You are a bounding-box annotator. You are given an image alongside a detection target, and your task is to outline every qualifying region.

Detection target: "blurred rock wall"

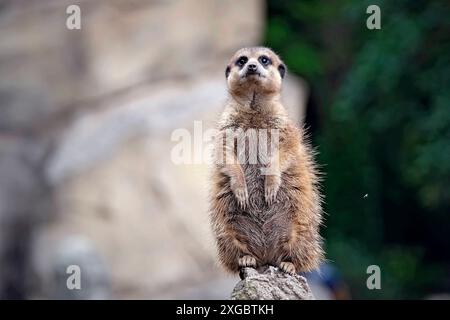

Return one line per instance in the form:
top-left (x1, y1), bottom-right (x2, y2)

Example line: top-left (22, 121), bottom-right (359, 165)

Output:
top-left (0, 0), bottom-right (307, 299)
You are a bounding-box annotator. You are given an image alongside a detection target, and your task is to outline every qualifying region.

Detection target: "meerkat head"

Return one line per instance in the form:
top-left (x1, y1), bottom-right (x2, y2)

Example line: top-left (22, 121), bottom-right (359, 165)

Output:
top-left (225, 47), bottom-right (286, 101)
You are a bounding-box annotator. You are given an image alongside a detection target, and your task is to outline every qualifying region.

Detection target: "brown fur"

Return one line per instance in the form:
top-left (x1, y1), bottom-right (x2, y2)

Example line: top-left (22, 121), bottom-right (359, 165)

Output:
top-left (210, 47), bottom-right (324, 274)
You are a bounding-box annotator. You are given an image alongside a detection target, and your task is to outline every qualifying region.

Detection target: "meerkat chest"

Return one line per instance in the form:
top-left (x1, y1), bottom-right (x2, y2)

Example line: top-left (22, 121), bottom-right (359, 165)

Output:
top-left (236, 113), bottom-right (281, 130)
top-left (230, 125), bottom-right (284, 167)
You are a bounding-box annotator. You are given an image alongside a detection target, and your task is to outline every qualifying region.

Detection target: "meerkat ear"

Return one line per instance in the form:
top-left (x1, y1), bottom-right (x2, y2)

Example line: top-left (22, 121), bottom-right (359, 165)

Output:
top-left (225, 66), bottom-right (231, 79)
top-left (278, 64), bottom-right (286, 79)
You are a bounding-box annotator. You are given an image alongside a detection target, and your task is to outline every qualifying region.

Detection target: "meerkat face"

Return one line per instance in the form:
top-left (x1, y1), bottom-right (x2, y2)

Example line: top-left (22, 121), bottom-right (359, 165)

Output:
top-left (225, 47), bottom-right (286, 97)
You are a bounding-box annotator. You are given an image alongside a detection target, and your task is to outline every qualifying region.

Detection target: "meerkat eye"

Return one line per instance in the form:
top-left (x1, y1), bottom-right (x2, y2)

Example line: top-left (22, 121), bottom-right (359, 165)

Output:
top-left (259, 55), bottom-right (271, 66)
top-left (236, 56), bottom-right (248, 67)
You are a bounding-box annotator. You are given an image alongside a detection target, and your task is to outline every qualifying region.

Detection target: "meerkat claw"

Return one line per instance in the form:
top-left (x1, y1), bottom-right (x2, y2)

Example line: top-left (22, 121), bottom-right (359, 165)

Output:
top-left (264, 187), bottom-right (277, 205)
top-left (279, 261), bottom-right (296, 275)
top-left (234, 187), bottom-right (249, 209)
top-left (264, 177), bottom-right (280, 205)
top-left (238, 255), bottom-right (257, 268)
top-left (265, 188), bottom-right (276, 205)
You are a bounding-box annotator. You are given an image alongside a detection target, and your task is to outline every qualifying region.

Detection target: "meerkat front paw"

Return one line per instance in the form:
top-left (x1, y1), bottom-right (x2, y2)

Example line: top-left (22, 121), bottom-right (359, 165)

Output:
top-left (279, 261), bottom-right (296, 275)
top-left (238, 255), bottom-right (257, 268)
top-left (264, 174), bottom-right (281, 205)
top-left (230, 178), bottom-right (249, 209)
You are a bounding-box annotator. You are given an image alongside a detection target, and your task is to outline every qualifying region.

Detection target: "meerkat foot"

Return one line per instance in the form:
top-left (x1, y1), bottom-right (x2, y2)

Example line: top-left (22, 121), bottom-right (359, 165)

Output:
top-left (238, 255), bottom-right (257, 268)
top-left (279, 261), bottom-right (296, 275)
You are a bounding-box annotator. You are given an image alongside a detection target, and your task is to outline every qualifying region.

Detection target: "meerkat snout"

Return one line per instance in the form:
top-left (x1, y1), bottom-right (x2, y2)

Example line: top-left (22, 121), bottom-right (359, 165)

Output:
top-left (245, 63), bottom-right (258, 75)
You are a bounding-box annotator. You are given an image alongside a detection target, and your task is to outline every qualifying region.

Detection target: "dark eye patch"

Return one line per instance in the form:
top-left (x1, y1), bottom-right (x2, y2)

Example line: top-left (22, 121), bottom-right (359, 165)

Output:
top-left (225, 66), bottom-right (230, 78)
top-left (258, 55), bottom-right (271, 67)
top-left (278, 64), bottom-right (286, 79)
top-left (235, 56), bottom-right (248, 68)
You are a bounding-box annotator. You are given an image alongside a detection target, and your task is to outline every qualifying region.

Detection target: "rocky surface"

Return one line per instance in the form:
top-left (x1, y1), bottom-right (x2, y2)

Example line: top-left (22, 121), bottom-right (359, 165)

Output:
top-left (231, 267), bottom-right (315, 300)
top-left (0, 0), bottom-right (308, 299)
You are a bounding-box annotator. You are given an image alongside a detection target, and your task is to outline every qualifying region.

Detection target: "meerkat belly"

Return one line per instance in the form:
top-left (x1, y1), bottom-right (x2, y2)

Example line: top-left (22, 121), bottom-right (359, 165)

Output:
top-left (243, 164), bottom-right (265, 210)
top-left (231, 163), bottom-right (294, 263)
top-left (242, 163), bottom-right (291, 212)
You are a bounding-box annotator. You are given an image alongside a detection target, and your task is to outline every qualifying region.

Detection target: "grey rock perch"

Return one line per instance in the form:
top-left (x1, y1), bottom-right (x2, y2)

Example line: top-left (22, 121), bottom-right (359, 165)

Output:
top-left (231, 266), bottom-right (315, 300)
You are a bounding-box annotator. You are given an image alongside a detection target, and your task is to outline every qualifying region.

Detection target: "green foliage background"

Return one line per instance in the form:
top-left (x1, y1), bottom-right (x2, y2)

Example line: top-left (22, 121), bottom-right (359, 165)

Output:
top-left (265, 0), bottom-right (450, 298)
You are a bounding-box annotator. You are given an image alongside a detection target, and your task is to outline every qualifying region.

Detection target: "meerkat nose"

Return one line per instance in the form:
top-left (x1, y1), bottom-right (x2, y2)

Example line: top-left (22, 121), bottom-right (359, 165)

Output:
top-left (247, 64), bottom-right (257, 71)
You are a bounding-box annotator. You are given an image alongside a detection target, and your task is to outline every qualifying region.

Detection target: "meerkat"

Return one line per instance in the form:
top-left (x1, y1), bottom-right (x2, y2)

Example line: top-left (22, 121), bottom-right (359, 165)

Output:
top-left (210, 47), bottom-right (324, 276)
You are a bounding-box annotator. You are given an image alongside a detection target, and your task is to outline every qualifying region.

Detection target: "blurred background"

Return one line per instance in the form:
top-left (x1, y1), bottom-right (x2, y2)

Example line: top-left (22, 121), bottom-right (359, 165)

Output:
top-left (0, 0), bottom-right (448, 299)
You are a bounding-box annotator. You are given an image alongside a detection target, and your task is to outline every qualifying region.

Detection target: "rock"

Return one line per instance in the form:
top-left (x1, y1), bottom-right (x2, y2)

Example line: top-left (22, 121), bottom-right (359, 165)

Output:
top-left (231, 266), bottom-right (315, 300)
top-left (0, 136), bottom-right (48, 299)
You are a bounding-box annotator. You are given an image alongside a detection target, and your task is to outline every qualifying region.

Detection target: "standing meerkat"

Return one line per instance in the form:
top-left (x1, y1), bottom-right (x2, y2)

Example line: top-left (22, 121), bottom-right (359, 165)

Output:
top-left (210, 47), bottom-right (324, 275)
